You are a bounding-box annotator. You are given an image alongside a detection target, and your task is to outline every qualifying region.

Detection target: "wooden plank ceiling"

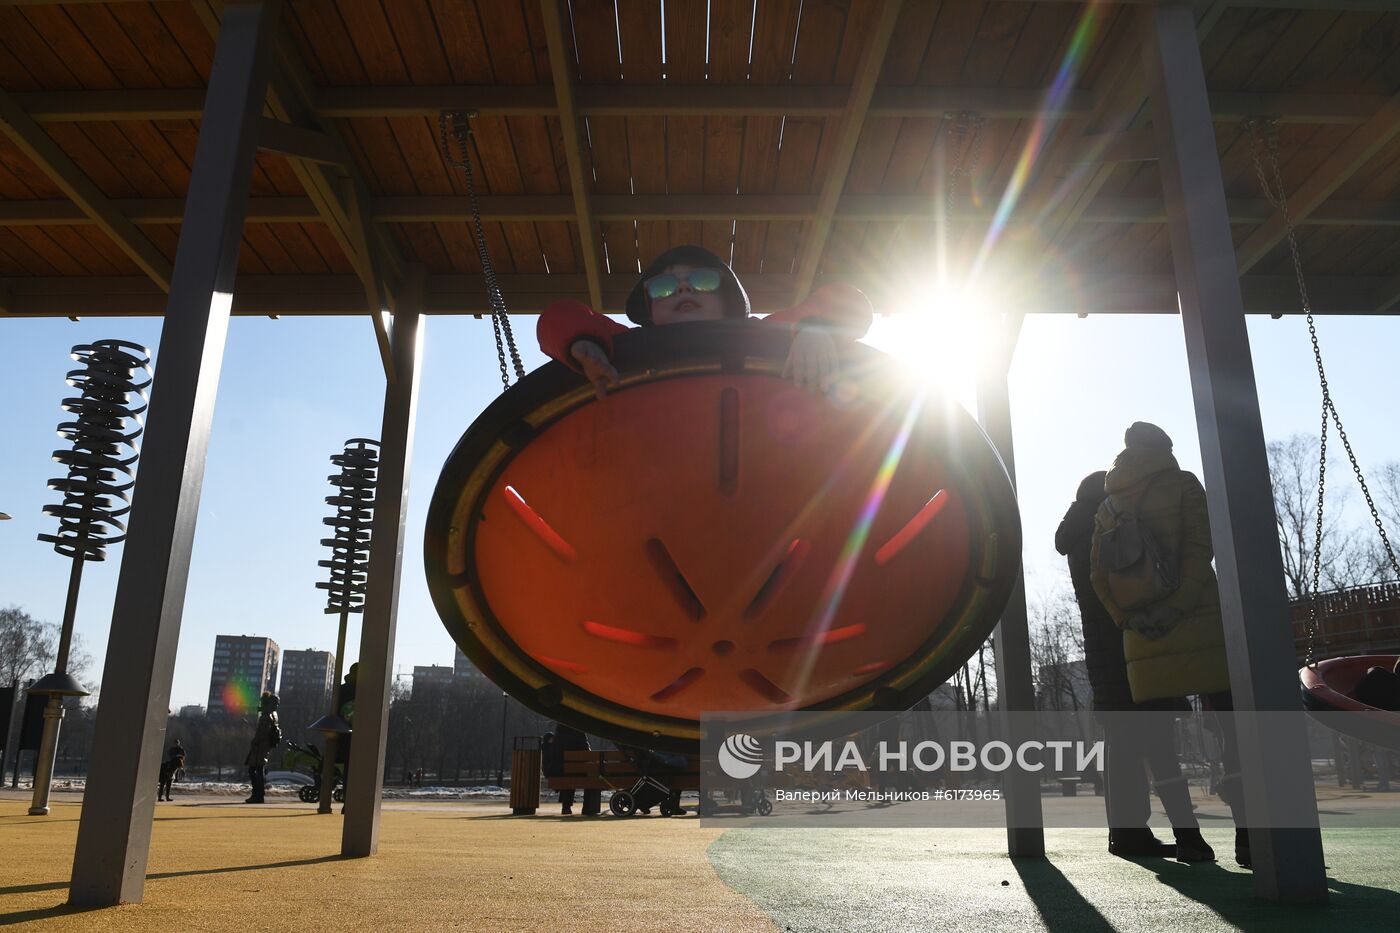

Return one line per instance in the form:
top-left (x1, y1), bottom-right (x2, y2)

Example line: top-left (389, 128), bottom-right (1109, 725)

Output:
top-left (0, 0), bottom-right (1398, 317)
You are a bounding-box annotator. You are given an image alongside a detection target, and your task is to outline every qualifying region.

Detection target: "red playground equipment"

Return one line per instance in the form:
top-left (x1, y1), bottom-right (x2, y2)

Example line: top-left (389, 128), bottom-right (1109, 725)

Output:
top-left (425, 321), bottom-right (1022, 750)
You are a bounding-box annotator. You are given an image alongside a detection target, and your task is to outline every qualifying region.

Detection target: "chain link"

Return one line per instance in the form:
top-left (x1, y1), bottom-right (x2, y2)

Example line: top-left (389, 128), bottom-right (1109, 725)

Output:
top-left (438, 110), bottom-right (526, 391)
top-left (1246, 118), bottom-right (1400, 667)
top-left (944, 111), bottom-right (985, 218)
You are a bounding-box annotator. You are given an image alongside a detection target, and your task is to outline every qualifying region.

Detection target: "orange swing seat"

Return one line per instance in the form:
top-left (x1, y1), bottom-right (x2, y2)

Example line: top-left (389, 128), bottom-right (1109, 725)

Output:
top-left (425, 321), bottom-right (1022, 750)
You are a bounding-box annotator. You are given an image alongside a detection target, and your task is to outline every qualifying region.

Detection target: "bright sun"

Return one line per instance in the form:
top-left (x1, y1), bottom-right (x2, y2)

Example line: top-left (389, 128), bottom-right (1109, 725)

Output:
top-left (862, 286), bottom-right (994, 398)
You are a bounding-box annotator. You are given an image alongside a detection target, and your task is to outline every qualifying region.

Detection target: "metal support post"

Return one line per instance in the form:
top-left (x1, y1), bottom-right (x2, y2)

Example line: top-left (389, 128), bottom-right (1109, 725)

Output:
top-left (977, 354), bottom-right (1045, 858)
top-left (68, 1), bottom-right (279, 906)
top-left (1143, 3), bottom-right (1326, 903)
top-left (342, 266), bottom-right (424, 857)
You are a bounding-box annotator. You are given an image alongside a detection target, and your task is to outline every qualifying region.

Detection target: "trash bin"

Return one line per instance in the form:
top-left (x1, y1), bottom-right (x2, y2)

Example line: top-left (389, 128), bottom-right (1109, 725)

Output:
top-left (510, 736), bottom-right (541, 815)
top-left (1059, 776), bottom-right (1080, 797)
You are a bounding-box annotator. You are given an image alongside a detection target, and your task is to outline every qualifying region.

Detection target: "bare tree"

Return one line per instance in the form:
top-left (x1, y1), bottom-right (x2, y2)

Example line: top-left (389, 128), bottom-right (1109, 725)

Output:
top-left (0, 606), bottom-right (55, 688)
top-left (1375, 461), bottom-right (1400, 566)
top-left (1267, 434), bottom-right (1387, 598)
top-left (1028, 588), bottom-right (1089, 713)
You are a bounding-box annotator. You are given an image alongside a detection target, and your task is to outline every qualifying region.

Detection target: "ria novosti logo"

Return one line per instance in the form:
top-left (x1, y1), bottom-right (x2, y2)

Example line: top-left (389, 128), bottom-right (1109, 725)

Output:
top-left (718, 733), bottom-right (764, 779)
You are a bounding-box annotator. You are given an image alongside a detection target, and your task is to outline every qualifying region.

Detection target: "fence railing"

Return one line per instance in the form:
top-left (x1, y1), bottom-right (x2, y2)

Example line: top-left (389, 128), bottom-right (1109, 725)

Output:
top-left (1290, 581), bottom-right (1400, 661)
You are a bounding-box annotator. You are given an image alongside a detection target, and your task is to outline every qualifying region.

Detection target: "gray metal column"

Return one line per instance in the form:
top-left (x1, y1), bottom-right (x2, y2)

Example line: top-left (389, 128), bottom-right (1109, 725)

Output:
top-left (342, 266), bottom-right (424, 857)
top-left (1143, 3), bottom-right (1326, 903)
top-left (977, 361), bottom-right (1046, 858)
top-left (67, 1), bottom-right (279, 907)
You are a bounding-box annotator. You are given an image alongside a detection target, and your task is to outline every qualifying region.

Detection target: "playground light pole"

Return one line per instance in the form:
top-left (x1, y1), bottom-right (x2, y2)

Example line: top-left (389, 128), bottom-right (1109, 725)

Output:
top-left (497, 692), bottom-right (508, 787)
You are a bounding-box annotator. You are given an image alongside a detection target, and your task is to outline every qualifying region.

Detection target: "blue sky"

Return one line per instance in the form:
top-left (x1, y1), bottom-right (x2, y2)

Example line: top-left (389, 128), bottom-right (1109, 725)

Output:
top-left (3, 305), bottom-right (1399, 708)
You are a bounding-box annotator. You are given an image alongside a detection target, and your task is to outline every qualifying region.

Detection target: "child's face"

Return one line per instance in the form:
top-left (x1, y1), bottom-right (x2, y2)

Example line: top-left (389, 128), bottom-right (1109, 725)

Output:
top-left (647, 264), bottom-right (726, 324)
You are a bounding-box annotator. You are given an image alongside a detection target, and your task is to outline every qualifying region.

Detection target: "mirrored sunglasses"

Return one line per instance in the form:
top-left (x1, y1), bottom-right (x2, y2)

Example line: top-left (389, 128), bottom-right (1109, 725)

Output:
top-left (644, 267), bottom-right (724, 301)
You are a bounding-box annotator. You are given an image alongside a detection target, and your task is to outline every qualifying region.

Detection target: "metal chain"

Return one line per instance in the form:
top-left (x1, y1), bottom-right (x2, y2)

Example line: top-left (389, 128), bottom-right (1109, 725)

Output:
top-left (438, 110), bottom-right (525, 390)
top-left (944, 111), bottom-right (985, 216)
top-left (1246, 118), bottom-right (1400, 666)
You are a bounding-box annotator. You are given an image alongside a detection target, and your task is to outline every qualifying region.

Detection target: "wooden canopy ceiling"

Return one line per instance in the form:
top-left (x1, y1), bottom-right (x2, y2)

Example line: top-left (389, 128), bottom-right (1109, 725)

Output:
top-left (0, 0), bottom-right (1398, 320)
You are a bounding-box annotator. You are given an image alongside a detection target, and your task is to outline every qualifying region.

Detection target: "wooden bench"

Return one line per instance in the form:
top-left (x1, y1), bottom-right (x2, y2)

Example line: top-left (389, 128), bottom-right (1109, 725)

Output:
top-left (543, 750), bottom-right (703, 797)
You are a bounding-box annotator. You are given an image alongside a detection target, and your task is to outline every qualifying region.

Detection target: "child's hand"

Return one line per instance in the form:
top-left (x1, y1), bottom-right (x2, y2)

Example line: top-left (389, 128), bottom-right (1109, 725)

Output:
top-left (782, 326), bottom-right (839, 393)
top-left (570, 339), bottom-right (620, 399)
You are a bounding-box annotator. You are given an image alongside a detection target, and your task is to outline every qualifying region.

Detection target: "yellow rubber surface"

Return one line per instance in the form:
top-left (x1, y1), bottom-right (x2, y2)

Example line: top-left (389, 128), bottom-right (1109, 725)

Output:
top-left (0, 797), bottom-right (778, 932)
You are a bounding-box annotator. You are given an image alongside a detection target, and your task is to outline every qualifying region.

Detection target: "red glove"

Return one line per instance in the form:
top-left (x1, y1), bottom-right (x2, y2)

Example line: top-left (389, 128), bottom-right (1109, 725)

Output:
top-left (537, 299), bottom-right (629, 371)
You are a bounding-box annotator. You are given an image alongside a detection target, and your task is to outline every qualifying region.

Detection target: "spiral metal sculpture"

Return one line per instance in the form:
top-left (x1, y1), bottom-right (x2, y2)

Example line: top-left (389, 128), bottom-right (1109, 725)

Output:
top-left (29, 338), bottom-right (150, 816)
top-left (311, 438), bottom-right (380, 811)
top-left (37, 340), bottom-right (152, 561)
top-left (316, 439), bottom-right (380, 615)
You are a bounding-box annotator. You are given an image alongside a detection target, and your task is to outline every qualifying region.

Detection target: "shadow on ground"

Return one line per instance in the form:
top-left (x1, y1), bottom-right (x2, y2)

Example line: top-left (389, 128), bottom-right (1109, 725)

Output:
top-left (0, 856), bottom-right (345, 927)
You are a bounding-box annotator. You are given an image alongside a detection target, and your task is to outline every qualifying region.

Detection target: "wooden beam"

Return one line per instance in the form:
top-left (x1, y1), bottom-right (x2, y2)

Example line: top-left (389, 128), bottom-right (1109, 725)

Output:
top-left (18, 89), bottom-right (206, 122)
top-left (1375, 275), bottom-right (1400, 314)
top-left (1208, 92), bottom-right (1393, 125)
top-left (313, 84), bottom-right (1090, 120)
top-left (257, 117), bottom-right (347, 165)
top-left (1081, 196), bottom-right (1400, 226)
top-left (539, 0), bottom-right (603, 311)
top-left (2, 272), bottom-right (1387, 318)
top-left (2, 191), bottom-right (1398, 230)
top-left (793, 0), bottom-right (903, 301)
top-left (10, 84), bottom-right (1395, 126)
top-left (1068, 127), bottom-right (1159, 163)
top-left (0, 88), bottom-right (172, 290)
top-left (1235, 90), bottom-right (1400, 273)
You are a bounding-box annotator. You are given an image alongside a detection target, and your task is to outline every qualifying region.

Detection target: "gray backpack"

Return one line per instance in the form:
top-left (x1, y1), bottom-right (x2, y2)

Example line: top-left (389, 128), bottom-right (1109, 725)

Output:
top-left (1097, 472), bottom-right (1180, 611)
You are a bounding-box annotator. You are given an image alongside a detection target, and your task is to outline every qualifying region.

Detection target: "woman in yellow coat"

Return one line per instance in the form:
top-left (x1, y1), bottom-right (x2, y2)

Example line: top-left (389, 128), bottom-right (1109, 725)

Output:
top-left (1089, 421), bottom-right (1249, 868)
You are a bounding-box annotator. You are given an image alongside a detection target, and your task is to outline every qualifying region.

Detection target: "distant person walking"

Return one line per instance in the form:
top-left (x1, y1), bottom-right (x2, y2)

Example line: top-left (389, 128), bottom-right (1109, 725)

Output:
top-left (158, 739), bottom-right (185, 802)
top-left (546, 722), bottom-right (590, 812)
top-left (1057, 470), bottom-right (1200, 860)
top-left (1090, 422), bottom-right (1250, 868)
top-left (244, 692), bottom-right (282, 805)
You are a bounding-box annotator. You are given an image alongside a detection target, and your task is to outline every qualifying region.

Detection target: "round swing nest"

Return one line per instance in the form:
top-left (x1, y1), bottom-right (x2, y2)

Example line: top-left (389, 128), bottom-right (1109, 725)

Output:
top-left (425, 321), bottom-right (1022, 750)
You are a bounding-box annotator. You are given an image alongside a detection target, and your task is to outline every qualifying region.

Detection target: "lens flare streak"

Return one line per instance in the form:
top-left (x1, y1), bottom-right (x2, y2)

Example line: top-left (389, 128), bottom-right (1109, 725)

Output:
top-left (791, 391), bottom-right (928, 695)
top-left (969, 2), bottom-right (1104, 285)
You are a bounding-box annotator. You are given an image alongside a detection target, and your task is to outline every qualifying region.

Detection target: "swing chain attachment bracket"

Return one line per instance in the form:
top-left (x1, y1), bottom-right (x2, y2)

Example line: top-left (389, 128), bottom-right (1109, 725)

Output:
top-left (438, 109), bottom-right (525, 392)
top-left (1245, 116), bottom-right (1400, 667)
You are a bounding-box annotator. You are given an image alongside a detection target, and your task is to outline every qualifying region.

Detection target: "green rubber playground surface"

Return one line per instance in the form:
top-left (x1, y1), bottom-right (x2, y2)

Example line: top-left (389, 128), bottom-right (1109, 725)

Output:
top-left (708, 827), bottom-right (1400, 933)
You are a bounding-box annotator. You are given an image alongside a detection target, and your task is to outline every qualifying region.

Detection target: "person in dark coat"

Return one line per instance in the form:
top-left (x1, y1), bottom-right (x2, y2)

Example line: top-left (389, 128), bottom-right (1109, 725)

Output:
top-left (552, 723), bottom-right (591, 815)
top-left (158, 739), bottom-right (185, 802)
top-left (1057, 469), bottom-right (1211, 862)
top-left (244, 692), bottom-right (281, 804)
top-left (1355, 660), bottom-right (1400, 711)
top-left (1088, 422), bottom-right (1250, 868)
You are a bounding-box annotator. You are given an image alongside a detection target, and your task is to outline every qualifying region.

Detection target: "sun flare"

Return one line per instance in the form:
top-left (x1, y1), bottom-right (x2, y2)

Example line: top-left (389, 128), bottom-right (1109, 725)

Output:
top-left (862, 286), bottom-right (995, 398)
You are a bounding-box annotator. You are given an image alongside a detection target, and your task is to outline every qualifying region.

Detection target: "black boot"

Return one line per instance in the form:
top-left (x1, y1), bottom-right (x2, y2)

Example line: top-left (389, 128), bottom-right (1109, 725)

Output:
top-left (1109, 828), bottom-right (1176, 858)
top-left (1235, 828), bottom-right (1252, 869)
top-left (1173, 828), bottom-right (1216, 863)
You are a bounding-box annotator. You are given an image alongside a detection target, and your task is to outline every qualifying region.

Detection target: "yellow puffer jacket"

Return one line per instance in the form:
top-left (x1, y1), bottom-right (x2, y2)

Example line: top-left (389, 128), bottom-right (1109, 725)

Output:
top-left (1089, 446), bottom-right (1230, 702)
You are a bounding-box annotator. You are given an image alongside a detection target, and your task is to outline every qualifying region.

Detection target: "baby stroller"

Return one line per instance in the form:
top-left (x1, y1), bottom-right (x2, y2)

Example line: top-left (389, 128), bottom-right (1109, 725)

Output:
top-left (607, 746), bottom-right (690, 817)
top-left (283, 741), bottom-right (346, 803)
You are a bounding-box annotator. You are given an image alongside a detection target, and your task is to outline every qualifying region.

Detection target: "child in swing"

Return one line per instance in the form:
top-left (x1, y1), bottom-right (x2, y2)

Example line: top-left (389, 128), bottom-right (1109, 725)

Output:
top-left (536, 244), bottom-right (874, 395)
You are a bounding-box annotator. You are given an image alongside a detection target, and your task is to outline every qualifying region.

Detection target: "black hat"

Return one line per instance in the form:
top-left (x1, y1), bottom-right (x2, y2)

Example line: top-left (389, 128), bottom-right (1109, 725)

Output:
top-left (1124, 421), bottom-right (1173, 450)
top-left (1075, 471), bottom-right (1108, 502)
top-left (624, 245), bottom-right (750, 325)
